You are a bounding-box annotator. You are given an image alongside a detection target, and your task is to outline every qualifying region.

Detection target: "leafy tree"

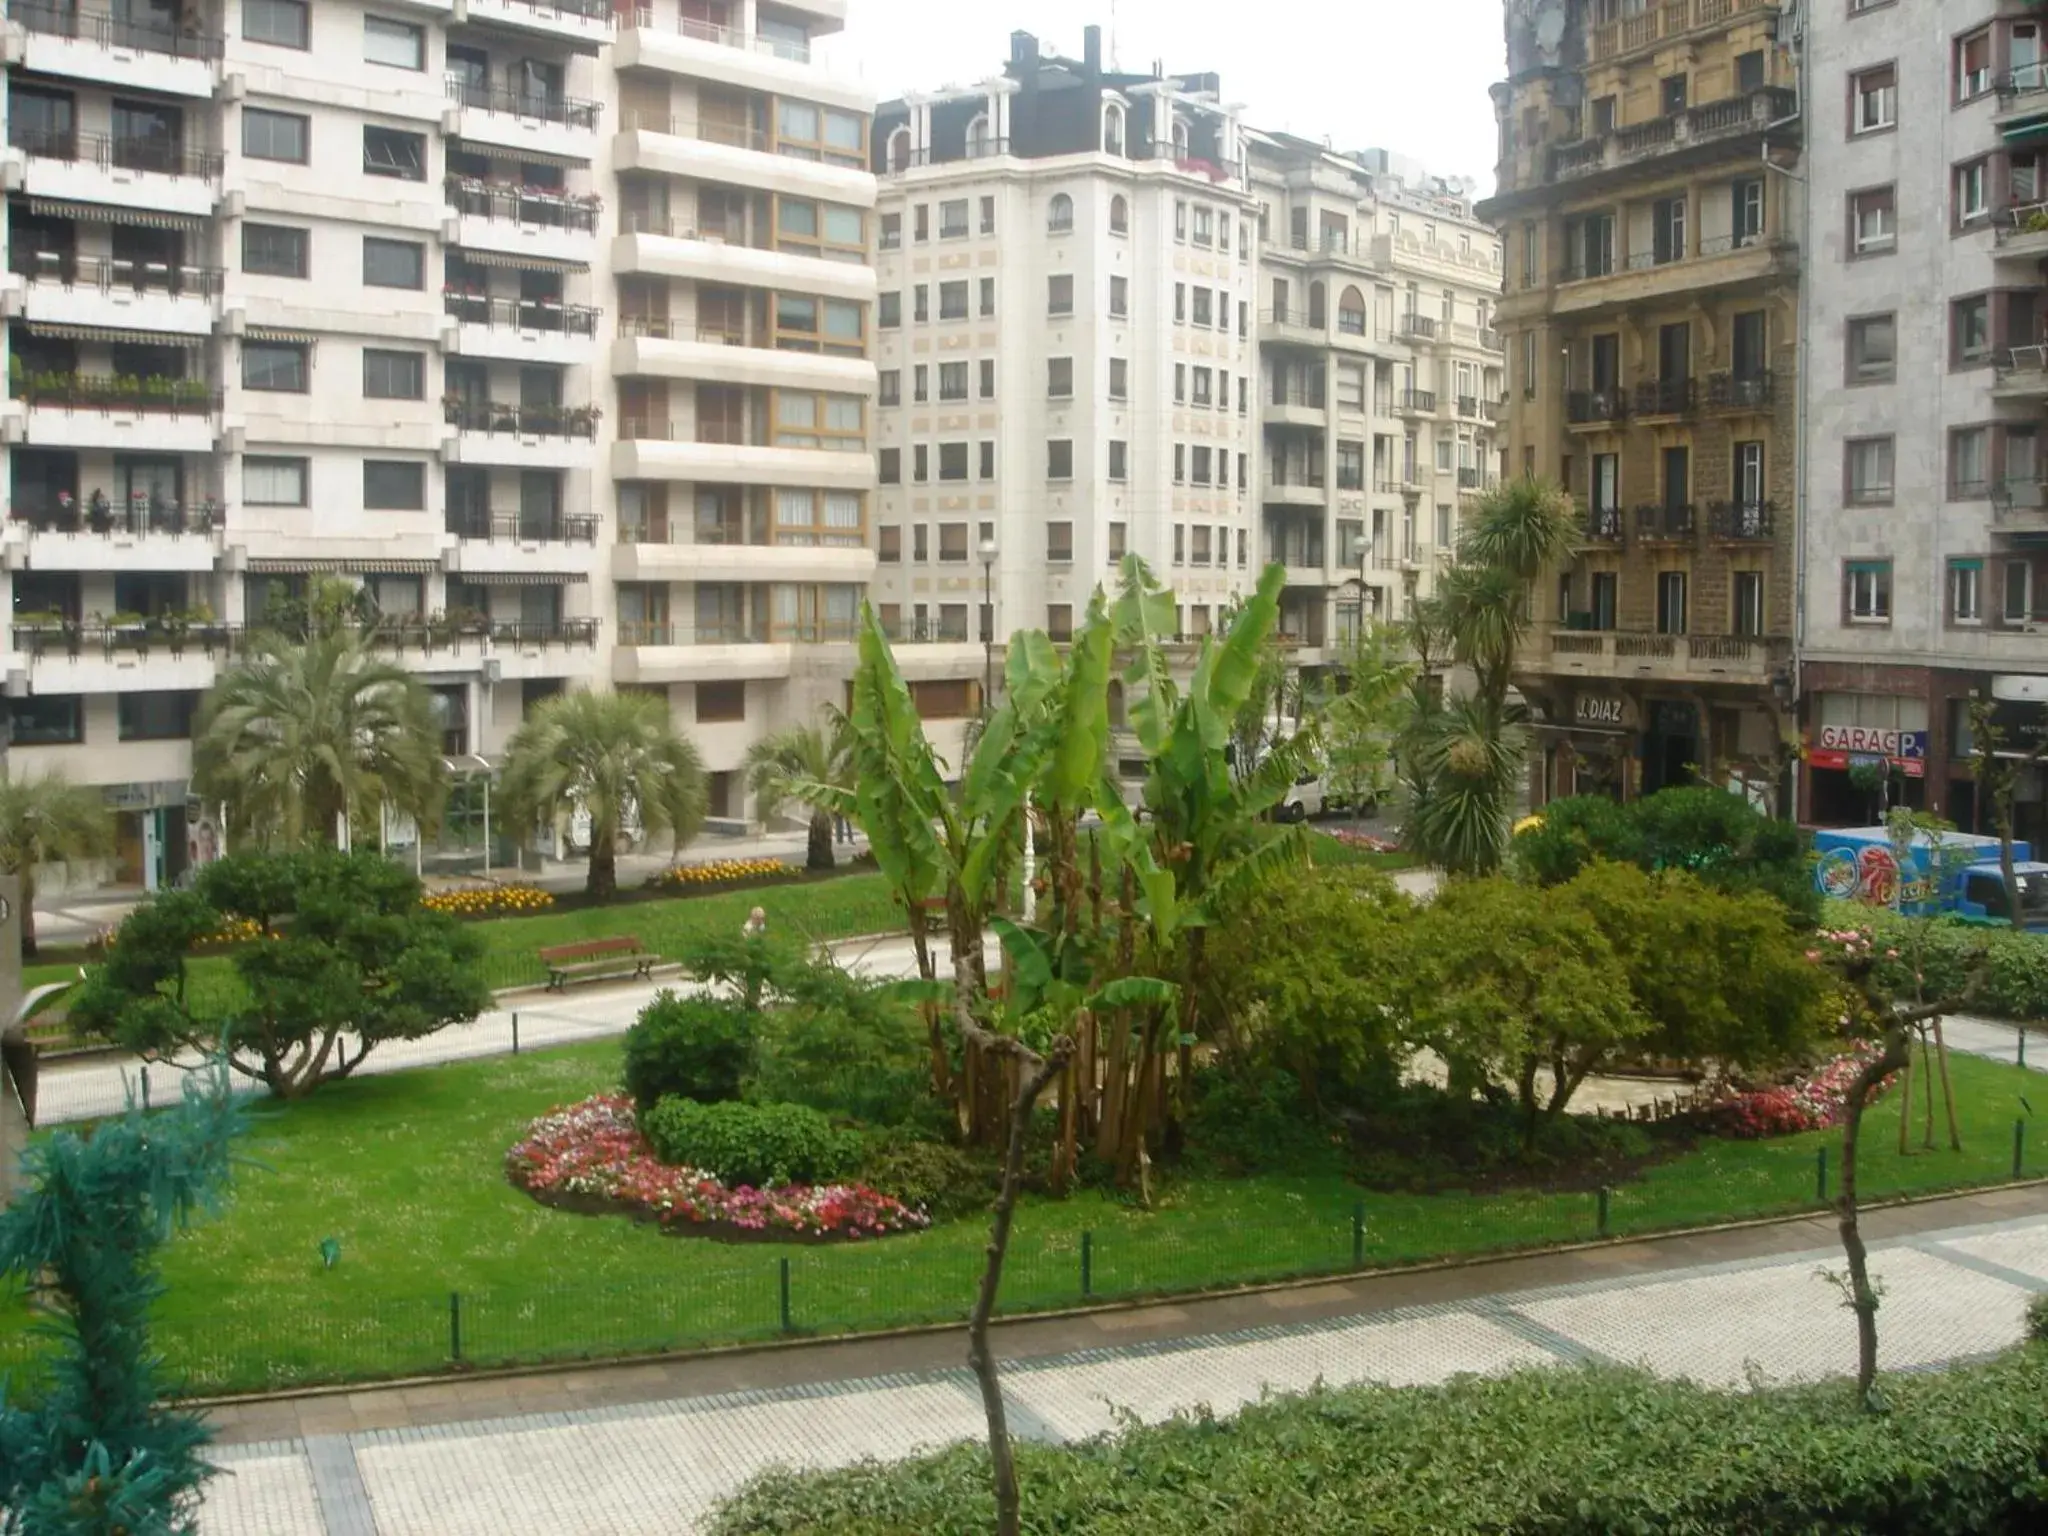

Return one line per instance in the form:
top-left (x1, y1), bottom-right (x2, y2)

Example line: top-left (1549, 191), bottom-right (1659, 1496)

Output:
top-left (0, 770), bottom-right (114, 957)
top-left (743, 715), bottom-right (853, 871)
top-left (68, 850), bottom-right (489, 1098)
top-left (497, 689), bottom-right (707, 899)
top-left (192, 591), bottom-right (443, 850)
top-left (0, 1068), bottom-right (237, 1535)
top-left (1319, 622), bottom-right (1415, 817)
top-left (1403, 695), bottom-right (1526, 876)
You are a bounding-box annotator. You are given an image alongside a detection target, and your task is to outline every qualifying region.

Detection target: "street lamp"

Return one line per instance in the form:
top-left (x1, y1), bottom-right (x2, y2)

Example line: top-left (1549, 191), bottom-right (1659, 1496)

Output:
top-left (978, 534), bottom-right (999, 708)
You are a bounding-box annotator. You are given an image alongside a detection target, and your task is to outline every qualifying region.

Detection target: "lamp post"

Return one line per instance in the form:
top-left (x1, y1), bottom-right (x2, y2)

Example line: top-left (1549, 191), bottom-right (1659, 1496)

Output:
top-left (979, 534), bottom-right (998, 709)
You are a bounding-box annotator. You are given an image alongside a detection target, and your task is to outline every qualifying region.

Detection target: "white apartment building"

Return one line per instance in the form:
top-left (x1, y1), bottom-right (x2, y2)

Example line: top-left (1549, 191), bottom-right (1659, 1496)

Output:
top-left (1247, 135), bottom-right (1505, 645)
top-left (1798, 0), bottom-right (2048, 836)
top-left (1, 0), bottom-right (873, 886)
top-left (868, 28), bottom-right (1259, 692)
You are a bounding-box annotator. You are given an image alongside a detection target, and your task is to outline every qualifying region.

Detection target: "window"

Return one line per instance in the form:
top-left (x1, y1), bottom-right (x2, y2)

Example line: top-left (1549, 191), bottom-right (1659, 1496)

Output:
top-left (1951, 426), bottom-right (1991, 496)
top-left (1110, 194), bottom-right (1129, 234)
top-left (1651, 196), bottom-right (1687, 264)
top-left (1853, 65), bottom-right (1896, 133)
top-left (2008, 560), bottom-right (2034, 624)
top-left (10, 695), bottom-right (82, 746)
top-left (939, 523), bottom-right (968, 562)
top-left (913, 284), bottom-right (928, 322)
top-left (1850, 186), bottom-right (1895, 253)
top-left (1175, 200), bottom-right (1188, 241)
top-left (1191, 447), bottom-right (1212, 486)
top-left (1951, 559), bottom-right (1984, 624)
top-left (978, 441), bottom-right (995, 479)
top-left (878, 369), bottom-right (901, 407)
top-left (912, 525), bottom-right (928, 561)
top-left (1192, 367), bottom-right (1213, 407)
top-left (1108, 522), bottom-right (1127, 561)
top-left (1173, 444), bottom-right (1186, 482)
top-left (243, 107), bottom-right (308, 163)
top-left (1048, 193), bottom-right (1073, 233)
top-left (939, 280), bottom-right (968, 320)
top-left (1732, 571), bottom-right (1765, 638)
top-left (1048, 274), bottom-right (1074, 315)
top-left (1174, 365), bottom-right (1186, 404)
top-left (1954, 295), bottom-right (1991, 364)
top-left (363, 348), bottom-right (424, 400)
top-left (879, 212), bottom-right (901, 251)
top-left (244, 0), bottom-right (308, 48)
top-left (1956, 159), bottom-right (1990, 225)
top-left (364, 459), bottom-right (425, 510)
top-left (877, 525), bottom-right (902, 563)
top-left (878, 447), bottom-right (901, 484)
top-left (980, 196), bottom-right (996, 235)
top-left (1732, 178), bottom-right (1765, 245)
top-left (362, 236), bottom-right (424, 289)
top-left (1108, 440), bottom-right (1127, 481)
top-left (1656, 571), bottom-right (1688, 635)
top-left (1175, 283), bottom-right (1186, 322)
top-left (693, 680), bottom-right (746, 723)
top-left (1847, 437), bottom-right (1895, 504)
top-left (979, 277), bottom-right (995, 317)
top-left (979, 359), bottom-right (996, 399)
top-left (1661, 73), bottom-right (1688, 114)
top-left (242, 456), bottom-right (308, 507)
top-left (1109, 358), bottom-right (1128, 400)
top-left (1847, 314), bottom-right (1896, 382)
top-left (912, 205), bottom-right (929, 242)
top-left (939, 198), bottom-right (969, 238)
top-left (1192, 206), bottom-right (1214, 246)
top-left (879, 292), bottom-right (901, 328)
top-left (912, 364), bottom-right (928, 403)
top-left (363, 15), bottom-right (424, 69)
top-left (938, 361), bottom-right (967, 401)
top-left (242, 222), bottom-right (307, 278)
top-left (1958, 28), bottom-right (1992, 101)
top-left (1110, 275), bottom-right (1128, 317)
top-left (243, 340), bottom-right (308, 392)
top-left (913, 445), bottom-right (928, 482)
top-left (1047, 522), bottom-right (1073, 562)
top-left (1847, 561), bottom-right (1893, 623)
top-left (1565, 212), bottom-right (1615, 277)
top-left (1048, 357), bottom-right (1074, 398)
top-left (118, 691), bottom-right (197, 743)
top-left (364, 126), bottom-right (425, 180)
top-left (1047, 439), bottom-right (1074, 479)
top-left (938, 442), bottom-right (969, 481)
top-left (1192, 288), bottom-right (1214, 327)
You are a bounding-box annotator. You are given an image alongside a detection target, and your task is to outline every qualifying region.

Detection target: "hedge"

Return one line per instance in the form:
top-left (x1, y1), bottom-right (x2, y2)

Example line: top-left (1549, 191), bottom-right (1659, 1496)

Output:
top-left (712, 1348), bottom-right (2048, 1535)
top-left (1821, 899), bottom-right (2048, 1022)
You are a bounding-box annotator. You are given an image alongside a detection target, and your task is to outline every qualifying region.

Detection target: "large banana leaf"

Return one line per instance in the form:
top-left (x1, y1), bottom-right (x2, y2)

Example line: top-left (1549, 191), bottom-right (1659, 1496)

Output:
top-left (1043, 598), bottom-right (1114, 811)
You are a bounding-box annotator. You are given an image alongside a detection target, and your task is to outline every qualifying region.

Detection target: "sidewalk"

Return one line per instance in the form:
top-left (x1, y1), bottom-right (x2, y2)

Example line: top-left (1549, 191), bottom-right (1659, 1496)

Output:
top-left (193, 1184), bottom-right (2048, 1536)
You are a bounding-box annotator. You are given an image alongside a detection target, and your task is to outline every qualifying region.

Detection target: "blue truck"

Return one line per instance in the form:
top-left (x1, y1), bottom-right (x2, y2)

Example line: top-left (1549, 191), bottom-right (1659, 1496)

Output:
top-left (1812, 826), bottom-right (2048, 929)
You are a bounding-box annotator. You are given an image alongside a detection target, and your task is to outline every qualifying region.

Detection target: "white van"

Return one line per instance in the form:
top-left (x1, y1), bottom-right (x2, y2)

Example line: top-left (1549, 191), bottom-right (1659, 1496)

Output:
top-left (1277, 769), bottom-right (1326, 822)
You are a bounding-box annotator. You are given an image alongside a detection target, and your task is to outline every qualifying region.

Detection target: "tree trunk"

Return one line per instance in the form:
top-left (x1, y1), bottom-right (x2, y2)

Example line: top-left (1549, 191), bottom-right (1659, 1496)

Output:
top-left (1516, 1054), bottom-right (1542, 1155)
top-left (587, 825), bottom-right (617, 901)
top-left (1896, 1048), bottom-right (1913, 1155)
top-left (18, 867), bottom-right (38, 960)
top-left (909, 919), bottom-right (950, 1101)
top-left (966, 1040), bottom-right (1069, 1536)
top-left (805, 811), bottom-right (835, 872)
top-left (1920, 1026), bottom-right (1936, 1150)
top-left (1932, 1016), bottom-right (1963, 1152)
top-left (1838, 1027), bottom-right (1912, 1410)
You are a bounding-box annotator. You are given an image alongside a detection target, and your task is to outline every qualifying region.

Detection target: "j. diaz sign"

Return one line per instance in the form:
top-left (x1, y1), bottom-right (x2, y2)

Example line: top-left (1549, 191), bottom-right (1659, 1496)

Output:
top-left (1573, 695), bottom-right (1631, 727)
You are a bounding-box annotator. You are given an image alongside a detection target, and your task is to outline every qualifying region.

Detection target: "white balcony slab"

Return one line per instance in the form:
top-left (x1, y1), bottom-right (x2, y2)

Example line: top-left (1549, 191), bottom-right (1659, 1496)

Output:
top-left (449, 212), bottom-right (595, 270)
top-left (610, 334), bottom-right (873, 393)
top-left (610, 229), bottom-right (875, 302)
top-left (17, 26), bottom-right (215, 99)
top-left (613, 641), bottom-right (795, 685)
top-left (16, 647), bottom-right (218, 696)
top-left (19, 280), bottom-right (215, 338)
top-left (612, 540), bottom-right (875, 585)
top-left (444, 538), bottom-right (604, 578)
top-left (13, 401), bottom-right (215, 453)
top-left (459, 0), bottom-right (613, 52)
top-left (448, 317), bottom-right (596, 367)
top-left (18, 154), bottom-right (216, 219)
top-left (9, 525), bottom-right (222, 574)
top-left (445, 431), bottom-right (597, 471)
top-left (444, 101), bottom-right (599, 166)
top-left (611, 438), bottom-right (875, 492)
top-left (615, 23), bottom-right (871, 114)
top-left (613, 127), bottom-right (874, 208)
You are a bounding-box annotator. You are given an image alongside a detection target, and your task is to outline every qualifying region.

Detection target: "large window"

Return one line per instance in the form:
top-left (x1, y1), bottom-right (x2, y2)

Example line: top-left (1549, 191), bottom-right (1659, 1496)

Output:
top-left (10, 695), bottom-right (83, 746)
top-left (363, 237), bottom-right (424, 289)
top-left (243, 0), bottom-right (308, 49)
top-left (243, 340), bottom-right (308, 392)
top-left (363, 348), bottom-right (424, 400)
top-left (243, 223), bottom-right (308, 278)
top-left (1950, 558), bottom-right (1984, 625)
top-left (1846, 560), bottom-right (1893, 623)
top-left (772, 391), bottom-right (864, 451)
top-left (1047, 439), bottom-right (1074, 479)
top-left (243, 456), bottom-right (308, 506)
top-left (243, 107), bottom-right (308, 163)
top-left (364, 126), bottom-right (425, 180)
top-left (1846, 436), bottom-right (1894, 504)
top-left (364, 460), bottom-right (425, 510)
top-left (118, 691), bottom-right (197, 742)
top-left (1048, 274), bottom-right (1074, 315)
top-left (363, 15), bottom-right (424, 69)
top-left (1852, 65), bottom-right (1896, 134)
top-left (774, 100), bottom-right (864, 166)
top-left (1847, 314), bottom-right (1895, 383)
top-left (1850, 186), bottom-right (1895, 254)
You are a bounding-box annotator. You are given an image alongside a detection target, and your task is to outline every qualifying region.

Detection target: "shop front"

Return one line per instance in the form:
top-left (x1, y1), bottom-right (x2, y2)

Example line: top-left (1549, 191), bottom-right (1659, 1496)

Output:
top-left (1531, 684), bottom-right (1785, 812)
top-left (104, 781), bottom-right (192, 892)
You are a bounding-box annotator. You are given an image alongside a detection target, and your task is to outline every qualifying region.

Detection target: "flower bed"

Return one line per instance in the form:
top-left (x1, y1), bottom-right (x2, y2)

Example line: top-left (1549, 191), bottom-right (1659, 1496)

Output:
top-left (648, 857), bottom-right (793, 892)
top-left (422, 884), bottom-right (556, 918)
top-left (1708, 1048), bottom-right (1895, 1140)
top-left (1321, 828), bottom-right (1401, 854)
top-left (505, 1094), bottom-right (926, 1241)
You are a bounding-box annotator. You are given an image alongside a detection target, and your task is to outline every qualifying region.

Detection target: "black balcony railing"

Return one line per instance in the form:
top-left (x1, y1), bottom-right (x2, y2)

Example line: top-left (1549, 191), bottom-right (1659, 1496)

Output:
top-left (363, 614), bottom-right (601, 650)
top-left (10, 1), bottom-right (224, 60)
top-left (1259, 305), bottom-right (1318, 330)
top-left (10, 492), bottom-right (222, 535)
top-left (1567, 389), bottom-right (1628, 425)
top-left (1267, 387), bottom-right (1327, 409)
top-left (1584, 505), bottom-right (1625, 543)
top-left (1634, 503), bottom-right (1696, 542)
top-left (491, 0), bottom-right (615, 24)
top-left (1397, 388), bottom-right (1437, 412)
top-left (8, 249), bottom-right (224, 298)
top-left (443, 399), bottom-right (601, 439)
top-left (1709, 500), bottom-right (1777, 542)
top-left (5, 126), bottom-right (223, 180)
top-left (12, 618), bottom-right (241, 662)
top-left (1399, 313), bottom-right (1438, 339)
top-left (11, 372), bottom-right (217, 415)
top-left (442, 291), bottom-right (601, 336)
top-left (444, 178), bottom-right (602, 231)
top-left (1632, 377), bottom-right (1696, 415)
top-left (445, 508), bottom-right (599, 543)
top-left (1706, 370), bottom-right (1774, 409)
top-left (446, 79), bottom-right (602, 129)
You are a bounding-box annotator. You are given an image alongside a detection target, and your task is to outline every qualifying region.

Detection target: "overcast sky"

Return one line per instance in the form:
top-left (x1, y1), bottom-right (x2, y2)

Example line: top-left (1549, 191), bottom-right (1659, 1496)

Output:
top-left (817, 0), bottom-right (1507, 194)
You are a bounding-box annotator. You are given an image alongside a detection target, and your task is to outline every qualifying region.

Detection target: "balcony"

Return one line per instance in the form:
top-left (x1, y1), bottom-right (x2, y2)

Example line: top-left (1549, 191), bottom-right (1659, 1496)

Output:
top-left (1995, 345), bottom-right (2048, 401)
top-left (443, 508), bottom-right (601, 580)
top-left (1633, 503), bottom-right (1696, 544)
top-left (1257, 304), bottom-right (1323, 347)
top-left (612, 621), bottom-right (850, 686)
top-left (1994, 202), bottom-right (2048, 262)
top-left (612, 421), bottom-right (874, 492)
top-left (5, 127), bottom-right (222, 217)
top-left (442, 398), bottom-right (599, 468)
top-left (1458, 468), bottom-right (1501, 496)
top-left (445, 507), bottom-right (598, 544)
top-left (1262, 468), bottom-right (1327, 508)
top-left (611, 322), bottom-right (871, 396)
top-left (1479, 329), bottom-right (1505, 353)
top-left (443, 290), bottom-right (600, 365)
top-left (610, 212), bottom-right (876, 303)
top-left (1631, 377), bottom-right (1696, 418)
top-left (8, 251), bottom-right (220, 337)
top-left (1583, 505), bottom-right (1625, 546)
top-left (1398, 313), bottom-right (1438, 341)
top-left (612, 113), bottom-right (874, 210)
top-left (1705, 370), bottom-right (1774, 411)
top-left (1540, 85), bottom-right (1799, 194)
top-left (7, 2), bottom-right (219, 98)
top-left (1993, 478), bottom-right (2048, 534)
top-left (1263, 386), bottom-right (1326, 428)
top-left (615, 533), bottom-right (874, 586)
top-left (444, 178), bottom-right (600, 267)
top-left (5, 492), bottom-right (222, 572)
top-left (1567, 389), bottom-right (1628, 428)
top-left (1534, 622), bottom-right (1790, 687)
top-left (7, 371), bottom-right (218, 451)
top-left (443, 79), bottom-right (601, 164)
top-left (1588, 0), bottom-right (1779, 64)
top-left (1558, 234), bottom-right (1798, 315)
top-left (9, 616), bottom-right (232, 694)
top-left (1707, 500), bottom-right (1777, 543)
top-left (460, 0), bottom-right (614, 52)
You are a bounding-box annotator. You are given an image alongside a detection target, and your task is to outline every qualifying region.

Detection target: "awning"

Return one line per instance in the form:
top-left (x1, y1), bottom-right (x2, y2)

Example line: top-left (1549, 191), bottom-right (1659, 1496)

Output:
top-left (462, 251), bottom-right (590, 274)
top-left (451, 138), bottom-right (588, 170)
top-left (247, 557), bottom-right (439, 574)
top-left (2004, 117), bottom-right (2048, 147)
top-left (460, 571), bottom-right (588, 586)
top-left (24, 198), bottom-right (205, 233)
top-left (243, 326), bottom-right (320, 344)
top-left (23, 321), bottom-right (205, 348)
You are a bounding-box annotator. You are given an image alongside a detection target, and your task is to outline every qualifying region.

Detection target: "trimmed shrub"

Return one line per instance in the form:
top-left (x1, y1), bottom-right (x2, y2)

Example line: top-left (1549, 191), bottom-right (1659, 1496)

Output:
top-left (641, 1097), bottom-right (856, 1189)
top-left (622, 992), bottom-right (754, 1113)
top-left (2030, 1294), bottom-right (2048, 1345)
top-left (853, 1130), bottom-right (995, 1221)
top-left (711, 1350), bottom-right (2048, 1535)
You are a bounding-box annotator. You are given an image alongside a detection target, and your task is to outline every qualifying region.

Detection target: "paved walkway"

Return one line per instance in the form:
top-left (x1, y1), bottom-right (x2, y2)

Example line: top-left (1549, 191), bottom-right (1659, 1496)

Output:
top-left (191, 1185), bottom-right (2048, 1536)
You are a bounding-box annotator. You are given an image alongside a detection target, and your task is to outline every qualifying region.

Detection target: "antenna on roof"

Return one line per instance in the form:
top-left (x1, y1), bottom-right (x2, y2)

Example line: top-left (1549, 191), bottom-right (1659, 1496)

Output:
top-left (1109, 0), bottom-right (1119, 69)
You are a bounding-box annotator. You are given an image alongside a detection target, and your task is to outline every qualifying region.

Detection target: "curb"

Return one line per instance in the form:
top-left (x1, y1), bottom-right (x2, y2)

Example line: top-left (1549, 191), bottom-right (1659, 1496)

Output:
top-left (179, 1175), bottom-right (2048, 1411)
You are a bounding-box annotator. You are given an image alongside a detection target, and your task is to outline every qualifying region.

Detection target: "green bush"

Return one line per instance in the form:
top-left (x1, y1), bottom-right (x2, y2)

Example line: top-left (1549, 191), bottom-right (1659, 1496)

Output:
top-left (1820, 900), bottom-right (2048, 1021)
top-left (711, 1350), bottom-right (2048, 1535)
top-left (2030, 1295), bottom-right (2048, 1345)
top-left (853, 1129), bottom-right (995, 1221)
top-left (749, 987), bottom-right (942, 1131)
top-left (640, 1097), bottom-right (856, 1188)
top-left (622, 992), bottom-right (754, 1113)
top-left (1184, 1069), bottom-right (1344, 1176)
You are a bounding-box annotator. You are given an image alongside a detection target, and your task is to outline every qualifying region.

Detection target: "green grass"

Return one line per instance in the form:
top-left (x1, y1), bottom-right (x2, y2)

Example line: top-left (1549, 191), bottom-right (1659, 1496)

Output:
top-left (3, 1044), bottom-right (2036, 1398)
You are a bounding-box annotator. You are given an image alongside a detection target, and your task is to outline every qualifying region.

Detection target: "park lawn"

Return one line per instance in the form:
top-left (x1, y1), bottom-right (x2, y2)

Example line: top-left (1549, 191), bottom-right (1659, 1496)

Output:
top-left (3, 1043), bottom-right (2033, 1398)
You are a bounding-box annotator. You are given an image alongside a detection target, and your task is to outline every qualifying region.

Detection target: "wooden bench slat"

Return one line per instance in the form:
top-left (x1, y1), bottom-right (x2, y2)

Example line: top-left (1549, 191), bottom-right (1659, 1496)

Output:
top-left (538, 934), bottom-right (653, 991)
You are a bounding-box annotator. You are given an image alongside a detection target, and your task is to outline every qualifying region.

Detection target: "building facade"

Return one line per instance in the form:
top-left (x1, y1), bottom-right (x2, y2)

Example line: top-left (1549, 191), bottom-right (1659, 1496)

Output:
top-left (866, 27), bottom-right (1259, 701)
top-left (1247, 135), bottom-right (1505, 647)
top-left (1797, 0), bottom-right (2048, 839)
top-left (1, 0), bottom-right (872, 885)
top-left (1479, 0), bottom-right (1802, 813)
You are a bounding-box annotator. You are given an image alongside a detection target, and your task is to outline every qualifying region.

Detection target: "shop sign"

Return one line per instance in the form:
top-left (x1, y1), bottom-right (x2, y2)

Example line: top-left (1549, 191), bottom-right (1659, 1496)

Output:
top-left (1808, 726), bottom-right (1927, 777)
top-left (1573, 694), bottom-right (1631, 728)
top-left (1989, 699), bottom-right (2048, 752)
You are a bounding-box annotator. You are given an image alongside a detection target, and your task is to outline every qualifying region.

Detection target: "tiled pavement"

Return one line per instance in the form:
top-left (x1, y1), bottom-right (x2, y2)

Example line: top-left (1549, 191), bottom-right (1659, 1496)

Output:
top-left (194, 1191), bottom-right (2048, 1536)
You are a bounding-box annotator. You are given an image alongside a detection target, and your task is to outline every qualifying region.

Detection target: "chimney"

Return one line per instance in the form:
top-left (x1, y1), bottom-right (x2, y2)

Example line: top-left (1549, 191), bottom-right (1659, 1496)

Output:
top-left (1084, 24), bottom-right (1102, 75)
top-left (1010, 31), bottom-right (1039, 71)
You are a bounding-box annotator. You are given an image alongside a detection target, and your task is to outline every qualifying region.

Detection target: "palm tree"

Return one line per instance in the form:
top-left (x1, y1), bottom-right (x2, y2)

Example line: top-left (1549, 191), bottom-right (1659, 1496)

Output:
top-left (0, 771), bottom-right (115, 957)
top-left (192, 624), bottom-right (444, 850)
top-left (497, 690), bottom-right (707, 899)
top-left (743, 714), bottom-right (852, 871)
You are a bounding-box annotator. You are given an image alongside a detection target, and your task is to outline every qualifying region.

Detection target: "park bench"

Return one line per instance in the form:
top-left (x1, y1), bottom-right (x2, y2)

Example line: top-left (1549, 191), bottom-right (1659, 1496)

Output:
top-left (538, 936), bottom-right (655, 991)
